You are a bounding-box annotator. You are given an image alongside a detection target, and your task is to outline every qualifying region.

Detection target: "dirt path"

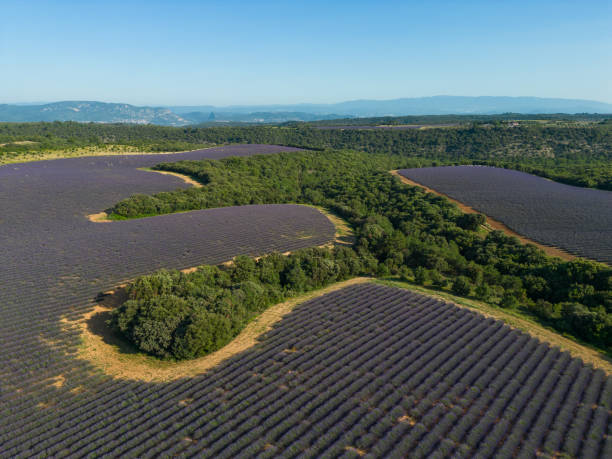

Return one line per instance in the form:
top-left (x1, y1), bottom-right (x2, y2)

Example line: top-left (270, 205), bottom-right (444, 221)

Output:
top-left (390, 170), bottom-right (576, 261)
top-left (71, 277), bottom-right (371, 382)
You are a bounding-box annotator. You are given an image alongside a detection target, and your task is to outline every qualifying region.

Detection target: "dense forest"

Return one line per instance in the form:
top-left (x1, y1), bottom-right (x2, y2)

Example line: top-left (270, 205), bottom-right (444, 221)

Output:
top-left (2, 120), bottom-right (611, 189)
top-left (109, 150), bottom-right (612, 360)
top-left (302, 113), bottom-right (612, 126)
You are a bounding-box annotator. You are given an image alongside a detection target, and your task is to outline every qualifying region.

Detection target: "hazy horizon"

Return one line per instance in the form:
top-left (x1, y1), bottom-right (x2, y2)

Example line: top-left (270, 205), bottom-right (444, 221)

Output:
top-left (4, 94), bottom-right (612, 109)
top-left (3, 1), bottom-right (611, 105)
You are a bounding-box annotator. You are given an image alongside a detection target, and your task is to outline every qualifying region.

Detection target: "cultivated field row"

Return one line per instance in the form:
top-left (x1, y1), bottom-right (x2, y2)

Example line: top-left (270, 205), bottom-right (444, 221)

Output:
top-left (3, 283), bottom-right (610, 457)
top-left (399, 166), bottom-right (612, 265)
top-left (0, 146), bottom-right (335, 456)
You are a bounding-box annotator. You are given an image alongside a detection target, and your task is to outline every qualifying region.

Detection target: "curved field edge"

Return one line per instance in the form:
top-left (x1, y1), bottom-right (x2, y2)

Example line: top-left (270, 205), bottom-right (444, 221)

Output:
top-left (376, 278), bottom-right (612, 374)
top-left (88, 202), bottom-right (353, 247)
top-left (86, 168), bottom-right (205, 222)
top-left (68, 276), bottom-right (612, 382)
top-left (390, 170), bottom-right (577, 262)
top-left (68, 277), bottom-right (371, 382)
top-left (66, 210), bottom-right (353, 382)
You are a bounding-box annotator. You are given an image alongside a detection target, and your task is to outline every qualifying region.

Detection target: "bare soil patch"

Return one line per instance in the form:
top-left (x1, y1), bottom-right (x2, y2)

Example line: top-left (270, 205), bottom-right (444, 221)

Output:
top-left (87, 212), bottom-right (111, 223)
top-left (71, 277), bottom-right (371, 382)
top-left (390, 170), bottom-right (576, 261)
top-left (398, 414), bottom-right (417, 426)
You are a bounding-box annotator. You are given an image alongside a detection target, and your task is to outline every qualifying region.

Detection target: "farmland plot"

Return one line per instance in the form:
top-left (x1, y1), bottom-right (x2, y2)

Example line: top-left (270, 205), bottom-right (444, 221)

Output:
top-left (0, 145), bottom-right (334, 456)
top-left (1, 145), bottom-right (610, 457)
top-left (399, 166), bottom-right (612, 264)
top-left (2, 283), bottom-right (610, 457)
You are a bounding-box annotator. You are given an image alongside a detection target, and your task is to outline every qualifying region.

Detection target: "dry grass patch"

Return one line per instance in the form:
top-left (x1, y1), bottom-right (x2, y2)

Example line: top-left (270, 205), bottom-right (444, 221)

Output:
top-left (344, 446), bottom-right (367, 456)
top-left (398, 414), bottom-right (417, 426)
top-left (87, 212), bottom-right (111, 222)
top-left (0, 140), bottom-right (38, 147)
top-left (50, 374), bottom-right (66, 388)
top-left (70, 277), bottom-right (371, 382)
top-left (138, 168), bottom-right (204, 188)
top-left (0, 144), bottom-right (215, 165)
top-left (36, 401), bottom-right (55, 410)
top-left (308, 205), bottom-right (355, 247)
top-left (390, 170), bottom-right (576, 261)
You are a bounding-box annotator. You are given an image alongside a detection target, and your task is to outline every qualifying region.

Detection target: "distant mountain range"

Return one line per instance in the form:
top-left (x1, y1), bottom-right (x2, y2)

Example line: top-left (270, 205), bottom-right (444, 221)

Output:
top-left (1, 96), bottom-right (611, 126)
top-left (0, 101), bottom-right (190, 125)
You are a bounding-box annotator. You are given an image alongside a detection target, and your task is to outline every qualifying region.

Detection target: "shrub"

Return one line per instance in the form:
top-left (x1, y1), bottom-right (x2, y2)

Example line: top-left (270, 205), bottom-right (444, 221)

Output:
top-left (452, 276), bottom-right (472, 296)
top-left (475, 283), bottom-right (492, 300)
top-left (109, 294), bottom-right (191, 358)
top-left (500, 291), bottom-right (521, 309)
top-left (171, 311), bottom-right (232, 360)
top-left (414, 267), bottom-right (429, 285)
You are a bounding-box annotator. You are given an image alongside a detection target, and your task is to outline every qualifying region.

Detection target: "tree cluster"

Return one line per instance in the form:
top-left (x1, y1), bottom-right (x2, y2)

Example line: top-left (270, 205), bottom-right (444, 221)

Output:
top-left (109, 150), bottom-right (612, 358)
top-left (109, 247), bottom-right (363, 359)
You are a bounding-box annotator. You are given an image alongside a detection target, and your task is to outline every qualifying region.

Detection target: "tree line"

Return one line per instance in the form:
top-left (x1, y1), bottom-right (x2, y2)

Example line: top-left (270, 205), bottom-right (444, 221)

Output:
top-left (2, 121), bottom-right (611, 189)
top-left (109, 150), bottom-right (612, 360)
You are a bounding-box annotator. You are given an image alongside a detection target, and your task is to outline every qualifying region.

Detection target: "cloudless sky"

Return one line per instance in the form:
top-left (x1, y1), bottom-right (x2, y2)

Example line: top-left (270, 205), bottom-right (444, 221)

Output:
top-left (1, 0), bottom-right (611, 106)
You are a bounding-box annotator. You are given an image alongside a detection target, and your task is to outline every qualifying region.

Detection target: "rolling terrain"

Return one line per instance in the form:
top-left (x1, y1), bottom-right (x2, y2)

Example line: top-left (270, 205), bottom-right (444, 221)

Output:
top-left (1, 140), bottom-right (611, 457)
top-left (0, 145), bottom-right (335, 456)
top-left (3, 282), bottom-right (610, 457)
top-left (2, 96), bottom-right (611, 125)
top-left (399, 166), bottom-right (612, 265)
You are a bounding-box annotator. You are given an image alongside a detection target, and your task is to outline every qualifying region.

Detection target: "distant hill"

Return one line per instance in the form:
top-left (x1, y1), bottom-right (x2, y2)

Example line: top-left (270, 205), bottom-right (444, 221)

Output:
top-left (186, 111), bottom-right (348, 124)
top-left (0, 101), bottom-right (189, 126)
top-left (174, 96), bottom-right (612, 117)
top-left (1, 96), bottom-right (610, 125)
top-left (325, 96), bottom-right (612, 116)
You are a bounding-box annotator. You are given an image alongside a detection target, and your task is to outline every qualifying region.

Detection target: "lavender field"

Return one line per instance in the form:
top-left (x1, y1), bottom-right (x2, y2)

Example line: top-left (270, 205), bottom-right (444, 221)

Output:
top-left (1, 146), bottom-right (610, 457)
top-left (399, 166), bottom-right (612, 264)
top-left (0, 145), bottom-right (335, 456)
top-left (2, 282), bottom-right (611, 457)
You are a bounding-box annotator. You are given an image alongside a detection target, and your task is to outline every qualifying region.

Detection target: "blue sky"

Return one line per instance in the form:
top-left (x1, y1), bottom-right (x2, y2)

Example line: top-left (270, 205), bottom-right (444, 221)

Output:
top-left (2, 0), bottom-right (611, 106)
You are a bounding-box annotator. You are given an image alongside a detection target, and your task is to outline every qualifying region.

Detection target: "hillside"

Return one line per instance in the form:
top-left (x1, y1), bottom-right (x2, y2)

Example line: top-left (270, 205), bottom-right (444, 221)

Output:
top-left (0, 101), bottom-right (189, 126)
top-left (2, 96), bottom-right (611, 126)
top-left (171, 96), bottom-right (612, 117)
